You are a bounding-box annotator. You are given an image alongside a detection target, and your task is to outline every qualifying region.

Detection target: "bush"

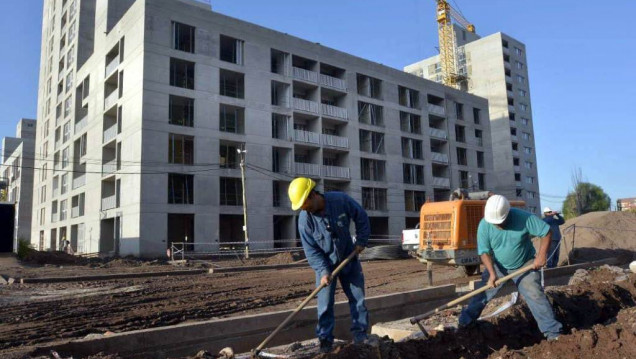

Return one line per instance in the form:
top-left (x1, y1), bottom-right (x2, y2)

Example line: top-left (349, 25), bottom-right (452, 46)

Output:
top-left (17, 238), bottom-right (32, 260)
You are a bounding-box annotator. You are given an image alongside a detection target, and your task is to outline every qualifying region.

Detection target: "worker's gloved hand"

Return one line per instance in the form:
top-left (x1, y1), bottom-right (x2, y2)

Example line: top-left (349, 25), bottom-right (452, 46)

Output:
top-left (354, 245), bottom-right (365, 254)
top-left (320, 274), bottom-right (331, 286)
top-left (533, 255), bottom-right (547, 270)
top-left (487, 274), bottom-right (498, 288)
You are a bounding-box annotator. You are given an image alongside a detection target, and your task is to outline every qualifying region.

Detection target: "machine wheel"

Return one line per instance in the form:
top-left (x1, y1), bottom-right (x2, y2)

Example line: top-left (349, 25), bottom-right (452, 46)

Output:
top-left (461, 265), bottom-right (480, 276)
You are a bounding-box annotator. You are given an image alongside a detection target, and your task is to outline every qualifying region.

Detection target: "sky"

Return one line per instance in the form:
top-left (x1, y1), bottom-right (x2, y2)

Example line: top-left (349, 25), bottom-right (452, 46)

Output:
top-left (1, 0), bottom-right (635, 212)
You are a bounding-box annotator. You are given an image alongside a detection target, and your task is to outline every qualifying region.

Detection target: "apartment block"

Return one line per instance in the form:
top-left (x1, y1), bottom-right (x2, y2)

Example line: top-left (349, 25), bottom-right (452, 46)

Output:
top-left (1, 119), bottom-right (36, 250)
top-left (617, 198), bottom-right (636, 212)
top-left (32, 0), bottom-right (494, 257)
top-left (405, 28), bottom-right (541, 213)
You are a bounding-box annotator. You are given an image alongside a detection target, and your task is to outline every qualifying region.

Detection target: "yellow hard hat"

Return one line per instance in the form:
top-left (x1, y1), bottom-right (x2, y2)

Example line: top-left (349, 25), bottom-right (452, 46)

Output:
top-left (288, 177), bottom-right (316, 210)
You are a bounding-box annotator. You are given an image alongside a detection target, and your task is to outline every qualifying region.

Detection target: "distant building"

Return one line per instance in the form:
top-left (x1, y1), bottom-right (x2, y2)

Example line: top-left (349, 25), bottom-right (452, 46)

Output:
top-left (1, 118), bottom-right (37, 250)
top-left (617, 198), bottom-right (636, 211)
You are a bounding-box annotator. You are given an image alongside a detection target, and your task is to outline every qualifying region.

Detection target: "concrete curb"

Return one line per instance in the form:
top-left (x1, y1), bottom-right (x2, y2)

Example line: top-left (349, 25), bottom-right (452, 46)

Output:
top-left (37, 284), bottom-right (456, 359)
top-left (16, 269), bottom-right (207, 283)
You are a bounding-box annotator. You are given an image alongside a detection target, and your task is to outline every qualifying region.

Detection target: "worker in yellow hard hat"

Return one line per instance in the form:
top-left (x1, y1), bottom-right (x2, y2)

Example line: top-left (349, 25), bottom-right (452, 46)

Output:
top-left (288, 177), bottom-right (372, 352)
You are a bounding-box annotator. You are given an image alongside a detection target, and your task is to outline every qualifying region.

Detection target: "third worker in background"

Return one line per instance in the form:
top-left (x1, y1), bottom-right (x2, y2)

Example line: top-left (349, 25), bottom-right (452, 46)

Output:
top-left (542, 207), bottom-right (565, 268)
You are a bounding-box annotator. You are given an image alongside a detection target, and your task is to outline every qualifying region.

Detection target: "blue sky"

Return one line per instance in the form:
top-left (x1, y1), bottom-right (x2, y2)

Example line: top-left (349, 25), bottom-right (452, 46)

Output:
top-left (2, 0), bottom-right (635, 211)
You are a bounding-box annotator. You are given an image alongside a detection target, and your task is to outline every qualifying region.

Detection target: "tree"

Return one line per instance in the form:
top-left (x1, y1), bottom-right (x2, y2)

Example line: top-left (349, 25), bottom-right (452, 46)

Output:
top-left (562, 182), bottom-right (611, 219)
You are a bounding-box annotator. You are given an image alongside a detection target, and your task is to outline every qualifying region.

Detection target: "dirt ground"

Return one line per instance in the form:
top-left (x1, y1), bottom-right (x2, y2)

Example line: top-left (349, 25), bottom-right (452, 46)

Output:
top-left (316, 266), bottom-right (636, 359)
top-left (0, 257), bottom-right (474, 356)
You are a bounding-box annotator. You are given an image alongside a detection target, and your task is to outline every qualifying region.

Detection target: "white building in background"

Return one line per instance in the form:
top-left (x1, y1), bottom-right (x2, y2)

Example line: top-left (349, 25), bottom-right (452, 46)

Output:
top-left (32, 0), bottom-right (496, 257)
top-left (405, 28), bottom-right (541, 213)
top-left (1, 118), bottom-right (37, 249)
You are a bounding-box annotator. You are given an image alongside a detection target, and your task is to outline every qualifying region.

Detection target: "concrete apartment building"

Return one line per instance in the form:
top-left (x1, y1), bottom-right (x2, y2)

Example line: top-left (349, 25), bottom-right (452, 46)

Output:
top-left (1, 119), bottom-right (37, 250)
top-left (617, 198), bottom-right (636, 212)
top-left (404, 27), bottom-right (541, 213)
top-left (32, 0), bottom-right (495, 257)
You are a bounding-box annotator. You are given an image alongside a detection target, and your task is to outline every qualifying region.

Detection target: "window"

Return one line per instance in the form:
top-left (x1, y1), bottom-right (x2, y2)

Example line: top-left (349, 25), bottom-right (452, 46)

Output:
top-left (40, 185), bottom-right (47, 204)
top-left (474, 129), bottom-right (483, 146)
top-left (459, 170), bottom-right (470, 189)
top-left (60, 199), bottom-right (67, 221)
top-left (516, 189), bottom-right (523, 197)
top-left (170, 58), bottom-right (195, 89)
top-left (524, 146), bottom-right (532, 155)
top-left (521, 118), bottom-right (530, 126)
top-left (220, 143), bottom-right (241, 169)
top-left (62, 147), bottom-right (69, 168)
top-left (358, 102), bottom-right (383, 126)
top-left (515, 61), bottom-right (524, 70)
top-left (476, 151), bottom-right (484, 168)
top-left (398, 86), bottom-right (419, 108)
top-left (404, 190), bottom-right (426, 212)
top-left (524, 161), bottom-right (533, 169)
top-left (361, 158), bottom-right (385, 181)
top-left (400, 112), bottom-right (421, 134)
top-left (520, 103), bottom-right (529, 112)
top-left (510, 127), bottom-right (517, 136)
top-left (455, 102), bottom-right (464, 120)
top-left (526, 191), bottom-right (536, 200)
top-left (362, 187), bottom-right (387, 211)
top-left (359, 129), bottom-right (384, 154)
top-left (64, 96), bottom-right (72, 118)
top-left (67, 45), bottom-right (75, 69)
top-left (168, 173), bottom-right (194, 204)
top-left (478, 173), bottom-right (486, 190)
top-left (219, 104), bottom-right (245, 134)
top-left (356, 74), bottom-right (382, 99)
top-left (172, 22), bottom-right (195, 53)
top-left (522, 132), bottom-right (531, 141)
top-left (40, 208), bottom-right (46, 226)
top-left (403, 164), bottom-right (424, 185)
top-left (401, 138), bottom-right (423, 159)
top-left (61, 174), bottom-right (68, 194)
top-left (169, 95), bottom-right (194, 127)
top-left (525, 176), bottom-right (534, 184)
top-left (512, 142), bottom-right (519, 151)
top-left (219, 69), bottom-right (244, 98)
top-left (168, 134), bottom-right (194, 165)
top-left (455, 125), bottom-right (466, 142)
top-left (78, 133), bottom-right (87, 158)
top-left (473, 108), bottom-right (481, 124)
top-left (63, 121), bottom-right (71, 142)
top-left (42, 164), bottom-right (48, 181)
top-left (516, 75), bottom-right (525, 84)
top-left (220, 35), bottom-right (244, 65)
top-left (71, 193), bottom-right (85, 217)
top-left (514, 47), bottom-right (523, 56)
top-left (220, 177), bottom-right (242, 205)
top-left (515, 173), bottom-right (521, 181)
top-left (456, 147), bottom-right (467, 166)
top-left (518, 89), bottom-right (526, 97)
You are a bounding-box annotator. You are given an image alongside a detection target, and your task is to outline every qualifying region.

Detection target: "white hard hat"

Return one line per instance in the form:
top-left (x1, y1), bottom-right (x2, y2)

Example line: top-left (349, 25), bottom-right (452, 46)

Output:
top-left (543, 207), bottom-right (553, 213)
top-left (484, 195), bottom-right (510, 224)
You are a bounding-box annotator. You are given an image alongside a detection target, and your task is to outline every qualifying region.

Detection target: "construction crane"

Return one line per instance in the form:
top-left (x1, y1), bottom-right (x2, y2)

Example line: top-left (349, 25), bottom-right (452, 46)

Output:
top-left (436, 0), bottom-right (476, 89)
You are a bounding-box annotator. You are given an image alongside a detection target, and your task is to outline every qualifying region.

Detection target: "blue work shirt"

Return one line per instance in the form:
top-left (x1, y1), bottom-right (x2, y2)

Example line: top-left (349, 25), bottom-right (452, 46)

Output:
top-left (298, 192), bottom-right (370, 278)
top-left (477, 208), bottom-right (550, 270)
top-left (543, 214), bottom-right (565, 241)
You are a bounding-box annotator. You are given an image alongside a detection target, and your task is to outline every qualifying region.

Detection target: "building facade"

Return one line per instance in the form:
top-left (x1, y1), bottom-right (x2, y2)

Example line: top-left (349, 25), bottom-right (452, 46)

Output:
top-left (1, 119), bottom-right (36, 249)
top-left (405, 29), bottom-right (541, 213)
top-left (32, 0), bottom-right (495, 257)
top-left (617, 198), bottom-right (636, 212)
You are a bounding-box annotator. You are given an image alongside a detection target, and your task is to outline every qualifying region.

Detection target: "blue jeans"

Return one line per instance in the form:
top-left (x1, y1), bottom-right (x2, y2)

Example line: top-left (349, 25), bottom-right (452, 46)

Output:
top-left (547, 240), bottom-right (561, 268)
top-left (315, 259), bottom-right (368, 343)
top-left (458, 261), bottom-right (562, 339)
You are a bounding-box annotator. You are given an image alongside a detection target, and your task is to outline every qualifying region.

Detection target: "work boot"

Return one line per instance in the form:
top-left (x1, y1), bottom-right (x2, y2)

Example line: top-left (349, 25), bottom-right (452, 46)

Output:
top-left (319, 339), bottom-right (333, 353)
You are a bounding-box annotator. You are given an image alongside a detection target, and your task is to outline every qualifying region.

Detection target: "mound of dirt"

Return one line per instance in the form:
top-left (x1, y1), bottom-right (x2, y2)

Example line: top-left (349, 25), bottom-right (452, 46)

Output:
top-left (315, 266), bottom-right (636, 359)
top-left (557, 211), bottom-right (636, 264)
top-left (20, 249), bottom-right (87, 266)
top-left (252, 252), bottom-right (306, 266)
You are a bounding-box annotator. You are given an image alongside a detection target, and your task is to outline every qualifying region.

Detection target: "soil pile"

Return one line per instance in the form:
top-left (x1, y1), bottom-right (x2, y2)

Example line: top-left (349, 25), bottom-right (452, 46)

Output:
top-left (21, 249), bottom-right (87, 266)
top-left (316, 266), bottom-right (636, 359)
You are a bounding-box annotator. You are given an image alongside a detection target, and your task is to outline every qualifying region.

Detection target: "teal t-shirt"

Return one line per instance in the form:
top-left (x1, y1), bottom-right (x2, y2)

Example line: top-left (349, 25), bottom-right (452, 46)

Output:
top-left (477, 207), bottom-right (550, 270)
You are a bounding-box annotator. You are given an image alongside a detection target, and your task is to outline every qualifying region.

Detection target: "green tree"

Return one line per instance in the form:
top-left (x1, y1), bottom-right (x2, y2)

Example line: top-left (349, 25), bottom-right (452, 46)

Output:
top-left (562, 182), bottom-right (611, 220)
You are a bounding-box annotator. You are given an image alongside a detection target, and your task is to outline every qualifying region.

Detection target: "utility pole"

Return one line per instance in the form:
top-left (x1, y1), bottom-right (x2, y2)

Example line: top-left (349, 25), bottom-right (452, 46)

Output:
top-left (238, 147), bottom-right (249, 259)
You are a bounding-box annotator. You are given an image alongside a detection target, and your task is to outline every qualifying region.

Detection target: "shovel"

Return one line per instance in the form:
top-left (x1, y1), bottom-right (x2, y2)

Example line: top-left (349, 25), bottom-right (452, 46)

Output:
top-left (409, 263), bottom-right (535, 336)
top-left (252, 250), bottom-right (359, 357)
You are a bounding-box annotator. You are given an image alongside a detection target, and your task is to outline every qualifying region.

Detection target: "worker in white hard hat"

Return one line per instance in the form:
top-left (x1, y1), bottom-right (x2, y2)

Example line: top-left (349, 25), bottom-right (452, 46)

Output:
top-left (287, 177), bottom-right (371, 353)
top-left (542, 207), bottom-right (565, 268)
top-left (458, 195), bottom-right (563, 341)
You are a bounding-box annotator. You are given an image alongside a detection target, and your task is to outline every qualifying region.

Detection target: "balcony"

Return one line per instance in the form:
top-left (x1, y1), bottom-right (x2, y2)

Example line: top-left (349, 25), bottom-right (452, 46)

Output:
top-left (321, 134), bottom-right (349, 149)
top-left (428, 128), bottom-right (448, 140)
top-left (292, 67), bottom-right (318, 83)
top-left (505, 75), bottom-right (512, 83)
top-left (427, 103), bottom-right (445, 116)
top-left (102, 160), bottom-right (117, 176)
top-left (104, 90), bottom-right (119, 111)
top-left (51, 213), bottom-right (58, 223)
top-left (503, 46), bottom-right (510, 55)
top-left (101, 195), bottom-right (116, 210)
top-left (514, 165), bottom-right (520, 172)
top-left (293, 129), bottom-right (320, 145)
top-left (512, 150), bottom-right (519, 157)
top-left (71, 207), bottom-right (80, 218)
top-left (431, 152), bottom-right (449, 164)
top-left (432, 177), bottom-right (451, 188)
top-left (322, 165), bottom-right (350, 179)
top-left (293, 98), bottom-right (320, 114)
top-left (74, 114), bottom-right (88, 134)
top-left (57, 92), bottom-right (64, 104)
top-left (294, 162), bottom-right (320, 176)
top-left (55, 140), bottom-right (61, 150)
top-left (516, 181), bottom-right (523, 188)
top-left (508, 105), bottom-right (515, 113)
top-left (72, 174), bottom-right (86, 189)
top-left (319, 74), bottom-right (346, 91)
top-left (103, 124), bottom-right (118, 143)
top-left (507, 90), bottom-right (514, 98)
top-left (321, 104), bottom-right (348, 120)
top-left (511, 135), bottom-right (518, 142)
top-left (105, 57), bottom-right (120, 78)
